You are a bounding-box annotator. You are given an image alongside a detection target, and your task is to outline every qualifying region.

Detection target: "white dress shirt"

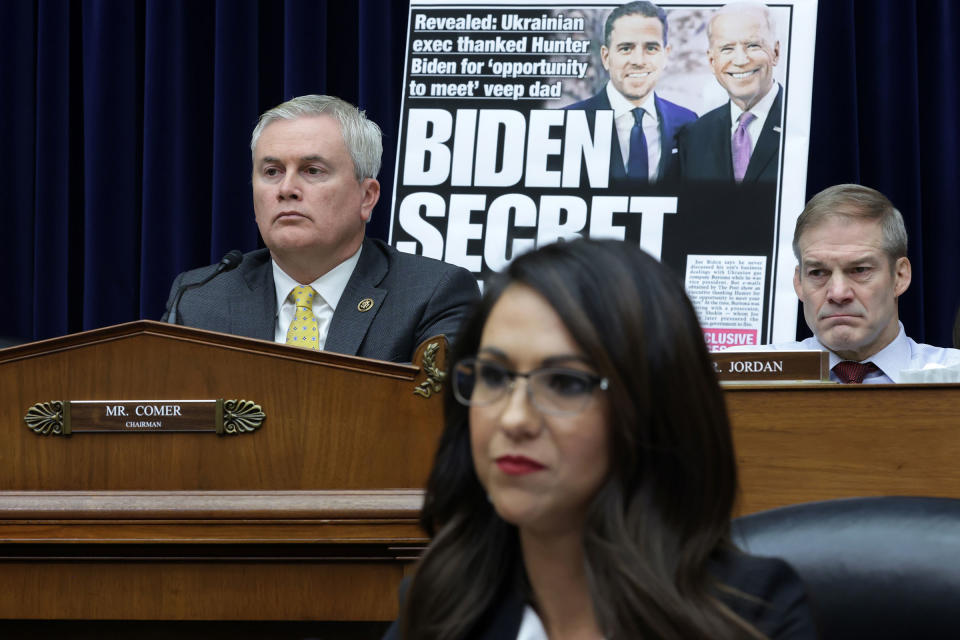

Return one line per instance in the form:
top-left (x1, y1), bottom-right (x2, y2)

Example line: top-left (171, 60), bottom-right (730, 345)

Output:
top-left (516, 605), bottom-right (548, 640)
top-left (606, 82), bottom-right (661, 181)
top-left (516, 605), bottom-right (607, 640)
top-left (728, 82), bottom-right (780, 156)
top-left (271, 245), bottom-right (362, 349)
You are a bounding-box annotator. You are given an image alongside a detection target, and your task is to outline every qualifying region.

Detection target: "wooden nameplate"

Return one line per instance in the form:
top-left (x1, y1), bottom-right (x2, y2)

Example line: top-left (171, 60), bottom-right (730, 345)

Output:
top-left (711, 350), bottom-right (830, 382)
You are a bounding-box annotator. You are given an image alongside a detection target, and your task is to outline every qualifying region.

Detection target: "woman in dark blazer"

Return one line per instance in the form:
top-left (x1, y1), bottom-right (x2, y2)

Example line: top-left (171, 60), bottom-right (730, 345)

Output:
top-left (386, 239), bottom-right (817, 639)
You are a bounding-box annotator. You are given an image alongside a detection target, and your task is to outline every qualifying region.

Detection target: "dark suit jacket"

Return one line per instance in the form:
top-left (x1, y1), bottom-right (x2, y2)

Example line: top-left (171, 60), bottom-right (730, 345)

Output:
top-left (162, 237), bottom-right (480, 362)
top-left (566, 90), bottom-right (697, 182)
top-left (675, 84), bottom-right (783, 184)
top-left (383, 549), bottom-right (817, 639)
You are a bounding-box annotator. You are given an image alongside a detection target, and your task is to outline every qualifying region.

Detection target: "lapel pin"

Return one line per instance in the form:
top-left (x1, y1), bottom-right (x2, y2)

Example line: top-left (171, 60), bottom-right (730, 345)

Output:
top-left (357, 298), bottom-right (375, 312)
top-left (773, 126), bottom-right (782, 133)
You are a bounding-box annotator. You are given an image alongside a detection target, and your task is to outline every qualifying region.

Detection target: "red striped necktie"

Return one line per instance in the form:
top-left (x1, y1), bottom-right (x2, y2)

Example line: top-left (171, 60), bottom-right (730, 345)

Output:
top-left (832, 361), bottom-right (879, 384)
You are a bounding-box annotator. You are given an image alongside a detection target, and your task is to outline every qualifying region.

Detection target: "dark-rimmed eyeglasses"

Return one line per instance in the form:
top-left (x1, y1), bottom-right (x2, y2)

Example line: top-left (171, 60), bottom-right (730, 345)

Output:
top-left (451, 357), bottom-right (608, 416)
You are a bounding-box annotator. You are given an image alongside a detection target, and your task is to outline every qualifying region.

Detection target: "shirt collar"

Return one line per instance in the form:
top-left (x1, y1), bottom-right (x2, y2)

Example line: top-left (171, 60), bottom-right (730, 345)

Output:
top-left (861, 323), bottom-right (910, 383)
top-left (605, 82), bottom-right (659, 124)
top-left (814, 322), bottom-right (909, 382)
top-left (271, 244), bottom-right (363, 312)
top-left (729, 82), bottom-right (779, 127)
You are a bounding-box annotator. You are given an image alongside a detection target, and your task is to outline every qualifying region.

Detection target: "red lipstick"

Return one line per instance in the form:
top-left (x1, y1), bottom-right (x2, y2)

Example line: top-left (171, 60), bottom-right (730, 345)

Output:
top-left (496, 455), bottom-right (545, 476)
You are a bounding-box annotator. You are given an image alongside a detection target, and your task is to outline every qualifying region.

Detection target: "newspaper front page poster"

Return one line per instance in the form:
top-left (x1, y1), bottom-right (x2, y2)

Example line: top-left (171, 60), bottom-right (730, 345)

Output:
top-left (389, 0), bottom-right (818, 348)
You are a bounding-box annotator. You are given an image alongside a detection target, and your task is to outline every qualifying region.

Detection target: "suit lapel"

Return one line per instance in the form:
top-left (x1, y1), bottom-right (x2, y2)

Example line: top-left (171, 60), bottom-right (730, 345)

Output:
top-left (655, 96), bottom-right (669, 178)
top-left (655, 94), bottom-right (683, 179)
top-left (229, 253), bottom-right (276, 341)
top-left (323, 238), bottom-right (388, 356)
top-left (744, 85), bottom-right (783, 183)
top-left (716, 103), bottom-right (735, 181)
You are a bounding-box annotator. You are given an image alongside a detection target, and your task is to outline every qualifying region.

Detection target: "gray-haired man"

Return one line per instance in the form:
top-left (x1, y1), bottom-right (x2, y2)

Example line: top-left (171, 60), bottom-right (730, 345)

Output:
top-left (164, 95), bottom-right (479, 362)
top-left (744, 184), bottom-right (960, 382)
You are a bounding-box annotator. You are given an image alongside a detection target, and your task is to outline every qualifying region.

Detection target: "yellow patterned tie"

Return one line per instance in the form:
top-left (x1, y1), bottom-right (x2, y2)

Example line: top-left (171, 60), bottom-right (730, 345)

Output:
top-left (285, 285), bottom-right (320, 351)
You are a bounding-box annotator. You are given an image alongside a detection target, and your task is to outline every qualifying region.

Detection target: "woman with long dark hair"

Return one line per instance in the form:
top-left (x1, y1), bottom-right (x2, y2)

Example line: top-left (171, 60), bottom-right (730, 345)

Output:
top-left (387, 239), bottom-right (816, 639)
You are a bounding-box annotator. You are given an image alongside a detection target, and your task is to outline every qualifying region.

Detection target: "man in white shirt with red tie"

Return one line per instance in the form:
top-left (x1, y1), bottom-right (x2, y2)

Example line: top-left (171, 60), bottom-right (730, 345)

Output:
top-left (753, 183), bottom-right (960, 383)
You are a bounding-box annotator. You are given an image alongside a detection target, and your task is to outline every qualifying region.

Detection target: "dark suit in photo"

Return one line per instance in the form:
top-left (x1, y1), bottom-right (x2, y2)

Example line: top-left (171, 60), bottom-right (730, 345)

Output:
top-left (162, 237), bottom-right (480, 362)
top-left (566, 89), bottom-right (697, 183)
top-left (675, 84), bottom-right (783, 185)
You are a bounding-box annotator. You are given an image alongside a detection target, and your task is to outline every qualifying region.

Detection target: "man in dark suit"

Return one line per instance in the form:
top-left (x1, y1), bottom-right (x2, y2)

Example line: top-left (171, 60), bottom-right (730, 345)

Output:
top-left (567, 1), bottom-right (696, 184)
top-left (162, 95), bottom-right (480, 362)
top-left (675, 2), bottom-right (782, 184)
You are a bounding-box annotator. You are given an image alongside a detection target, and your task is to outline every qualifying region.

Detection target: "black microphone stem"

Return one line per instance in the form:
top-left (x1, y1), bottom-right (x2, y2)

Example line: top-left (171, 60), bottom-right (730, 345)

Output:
top-left (167, 250), bottom-right (244, 325)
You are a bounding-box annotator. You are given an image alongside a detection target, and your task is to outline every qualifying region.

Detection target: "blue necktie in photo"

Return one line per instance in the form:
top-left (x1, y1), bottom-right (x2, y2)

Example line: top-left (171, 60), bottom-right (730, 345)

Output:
top-left (627, 107), bottom-right (649, 182)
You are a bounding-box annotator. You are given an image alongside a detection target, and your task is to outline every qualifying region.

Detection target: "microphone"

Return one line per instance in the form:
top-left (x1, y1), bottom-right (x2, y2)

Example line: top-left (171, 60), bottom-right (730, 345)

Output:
top-left (166, 250), bottom-right (244, 325)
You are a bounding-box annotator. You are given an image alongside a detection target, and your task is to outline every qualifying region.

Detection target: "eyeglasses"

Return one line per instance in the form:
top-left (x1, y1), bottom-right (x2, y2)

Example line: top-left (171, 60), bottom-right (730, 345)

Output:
top-left (451, 357), bottom-right (609, 416)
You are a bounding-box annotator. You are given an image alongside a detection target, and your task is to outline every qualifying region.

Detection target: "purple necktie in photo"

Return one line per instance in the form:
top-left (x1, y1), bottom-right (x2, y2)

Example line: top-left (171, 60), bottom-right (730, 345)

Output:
top-left (732, 111), bottom-right (756, 182)
top-left (627, 107), bottom-right (648, 182)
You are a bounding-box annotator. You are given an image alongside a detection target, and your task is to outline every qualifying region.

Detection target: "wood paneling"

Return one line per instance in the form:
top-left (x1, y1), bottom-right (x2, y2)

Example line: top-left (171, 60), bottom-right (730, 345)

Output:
top-left (1, 322), bottom-right (443, 492)
top-left (0, 322), bottom-right (440, 622)
top-left (727, 383), bottom-right (960, 514)
top-left (0, 561), bottom-right (403, 620)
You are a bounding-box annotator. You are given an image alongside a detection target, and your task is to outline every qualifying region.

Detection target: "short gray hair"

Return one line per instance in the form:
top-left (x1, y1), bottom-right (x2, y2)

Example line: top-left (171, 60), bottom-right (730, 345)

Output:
top-left (707, 1), bottom-right (777, 48)
top-left (793, 184), bottom-right (909, 266)
top-left (250, 94), bottom-right (383, 181)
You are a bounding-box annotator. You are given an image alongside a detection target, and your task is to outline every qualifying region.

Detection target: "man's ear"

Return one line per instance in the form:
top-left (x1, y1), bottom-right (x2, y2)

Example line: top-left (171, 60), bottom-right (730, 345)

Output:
top-left (893, 256), bottom-right (911, 298)
top-left (793, 265), bottom-right (803, 300)
top-left (359, 178), bottom-right (380, 223)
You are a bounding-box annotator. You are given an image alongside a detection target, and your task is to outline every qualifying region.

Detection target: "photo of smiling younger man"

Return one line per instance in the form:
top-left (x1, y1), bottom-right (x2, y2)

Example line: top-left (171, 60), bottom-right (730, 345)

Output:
top-left (675, 1), bottom-right (783, 184)
top-left (566, 1), bottom-right (696, 184)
